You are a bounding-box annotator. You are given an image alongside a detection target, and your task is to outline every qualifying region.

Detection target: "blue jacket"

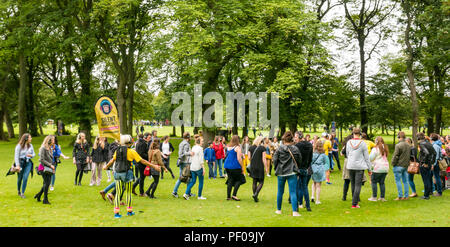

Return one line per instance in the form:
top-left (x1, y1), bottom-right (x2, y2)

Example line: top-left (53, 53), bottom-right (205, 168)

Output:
top-left (204, 147), bottom-right (216, 163)
top-left (432, 141), bottom-right (442, 166)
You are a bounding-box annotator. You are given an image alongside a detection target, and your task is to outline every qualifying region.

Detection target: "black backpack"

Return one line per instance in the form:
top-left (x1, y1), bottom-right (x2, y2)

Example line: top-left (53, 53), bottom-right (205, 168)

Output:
top-left (115, 146), bottom-right (131, 173)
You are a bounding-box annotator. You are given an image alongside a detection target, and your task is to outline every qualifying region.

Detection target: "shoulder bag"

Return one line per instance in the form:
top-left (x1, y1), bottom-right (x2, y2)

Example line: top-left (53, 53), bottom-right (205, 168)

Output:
top-left (407, 155), bottom-right (420, 175)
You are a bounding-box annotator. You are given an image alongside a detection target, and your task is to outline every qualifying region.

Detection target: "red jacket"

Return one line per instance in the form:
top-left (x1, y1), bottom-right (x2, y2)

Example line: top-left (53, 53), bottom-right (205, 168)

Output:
top-left (213, 142), bottom-right (225, 160)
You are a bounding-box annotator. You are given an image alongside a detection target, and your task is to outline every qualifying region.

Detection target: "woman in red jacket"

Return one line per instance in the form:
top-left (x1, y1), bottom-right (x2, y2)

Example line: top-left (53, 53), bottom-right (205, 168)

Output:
top-left (213, 136), bottom-right (225, 178)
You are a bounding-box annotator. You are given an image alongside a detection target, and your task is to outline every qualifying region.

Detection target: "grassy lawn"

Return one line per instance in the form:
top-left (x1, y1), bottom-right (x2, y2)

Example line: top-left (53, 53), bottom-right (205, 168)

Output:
top-left (0, 126), bottom-right (449, 227)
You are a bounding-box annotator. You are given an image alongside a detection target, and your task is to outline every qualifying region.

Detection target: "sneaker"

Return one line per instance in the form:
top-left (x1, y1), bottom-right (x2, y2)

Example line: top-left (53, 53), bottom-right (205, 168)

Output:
top-left (198, 196), bottom-right (207, 200)
top-left (326, 182), bottom-right (332, 185)
top-left (293, 212), bottom-right (301, 217)
top-left (189, 193), bottom-right (196, 197)
top-left (172, 192), bottom-right (179, 198)
top-left (114, 213), bottom-right (122, 219)
top-left (409, 193), bottom-right (418, 198)
top-left (420, 196), bottom-right (430, 200)
top-left (306, 207), bottom-right (312, 212)
top-left (50, 187), bottom-right (54, 191)
top-left (107, 193), bottom-right (114, 204)
top-left (368, 197), bottom-right (377, 202)
top-left (127, 211), bottom-right (135, 216)
top-left (267, 174), bottom-right (271, 177)
top-left (183, 194), bottom-right (190, 200)
top-left (89, 183), bottom-right (94, 186)
top-left (351, 205), bottom-right (360, 208)
top-left (275, 210), bottom-right (282, 215)
top-left (315, 201), bottom-right (321, 205)
top-left (299, 204), bottom-right (303, 208)
top-left (379, 198), bottom-right (387, 202)
top-left (433, 193), bottom-right (442, 197)
top-left (311, 198), bottom-right (315, 203)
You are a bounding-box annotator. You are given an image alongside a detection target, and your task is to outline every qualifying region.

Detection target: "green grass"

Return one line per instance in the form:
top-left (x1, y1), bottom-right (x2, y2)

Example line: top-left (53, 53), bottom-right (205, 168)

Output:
top-left (0, 127), bottom-right (449, 227)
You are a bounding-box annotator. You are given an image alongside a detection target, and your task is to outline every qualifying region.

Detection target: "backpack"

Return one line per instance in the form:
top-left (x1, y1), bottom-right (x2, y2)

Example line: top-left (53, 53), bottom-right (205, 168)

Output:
top-left (115, 146), bottom-right (131, 173)
top-left (179, 164), bottom-right (191, 183)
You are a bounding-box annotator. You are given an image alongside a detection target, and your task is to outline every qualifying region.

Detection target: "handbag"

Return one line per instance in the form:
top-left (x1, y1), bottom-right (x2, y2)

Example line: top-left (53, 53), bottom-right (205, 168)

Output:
top-left (43, 165), bottom-right (54, 175)
top-left (179, 164), bottom-right (191, 183)
top-left (407, 161), bottom-right (420, 174)
top-left (144, 150), bottom-right (154, 176)
top-left (438, 159), bottom-right (448, 171)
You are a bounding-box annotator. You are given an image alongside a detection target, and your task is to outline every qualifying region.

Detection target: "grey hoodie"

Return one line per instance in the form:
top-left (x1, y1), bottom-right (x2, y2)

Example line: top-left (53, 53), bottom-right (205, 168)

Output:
top-left (346, 138), bottom-right (371, 170)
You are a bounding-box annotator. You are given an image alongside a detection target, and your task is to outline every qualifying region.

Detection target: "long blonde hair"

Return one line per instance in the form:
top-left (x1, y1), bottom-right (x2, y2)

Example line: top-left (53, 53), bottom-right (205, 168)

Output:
top-left (76, 133), bottom-right (87, 144)
top-left (93, 136), bottom-right (105, 149)
top-left (41, 135), bottom-right (54, 150)
top-left (253, 136), bottom-right (264, 146)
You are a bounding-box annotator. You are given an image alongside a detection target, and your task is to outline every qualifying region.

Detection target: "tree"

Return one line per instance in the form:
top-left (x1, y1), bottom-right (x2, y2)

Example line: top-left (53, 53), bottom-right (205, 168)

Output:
top-left (342, 0), bottom-right (396, 134)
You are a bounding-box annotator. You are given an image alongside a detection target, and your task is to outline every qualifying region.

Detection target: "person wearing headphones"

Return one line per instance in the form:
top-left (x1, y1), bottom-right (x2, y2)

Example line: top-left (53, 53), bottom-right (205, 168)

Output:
top-left (104, 135), bottom-right (161, 218)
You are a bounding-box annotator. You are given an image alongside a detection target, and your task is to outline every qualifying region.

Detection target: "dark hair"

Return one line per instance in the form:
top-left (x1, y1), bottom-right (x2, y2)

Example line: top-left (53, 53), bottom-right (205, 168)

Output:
top-left (150, 139), bottom-right (160, 150)
top-left (143, 132), bottom-right (151, 139)
top-left (417, 132), bottom-right (425, 140)
top-left (138, 134), bottom-right (144, 139)
top-left (352, 128), bottom-right (361, 136)
top-left (361, 133), bottom-right (368, 140)
top-left (183, 132), bottom-right (190, 139)
top-left (430, 133), bottom-right (439, 141)
top-left (208, 141), bottom-right (212, 146)
top-left (295, 131), bottom-right (303, 139)
top-left (282, 131), bottom-right (294, 143)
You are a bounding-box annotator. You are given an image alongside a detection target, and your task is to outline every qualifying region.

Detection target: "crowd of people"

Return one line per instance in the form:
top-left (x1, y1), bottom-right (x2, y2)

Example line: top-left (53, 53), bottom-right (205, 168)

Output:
top-left (10, 128), bottom-right (450, 218)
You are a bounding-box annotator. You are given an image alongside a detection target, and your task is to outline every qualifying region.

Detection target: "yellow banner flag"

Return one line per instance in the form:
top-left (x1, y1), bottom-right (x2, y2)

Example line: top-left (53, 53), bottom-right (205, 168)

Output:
top-left (94, 96), bottom-right (120, 141)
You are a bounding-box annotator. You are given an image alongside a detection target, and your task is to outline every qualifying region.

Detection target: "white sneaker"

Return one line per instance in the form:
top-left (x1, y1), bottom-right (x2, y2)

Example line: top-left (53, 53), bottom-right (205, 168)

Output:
top-left (315, 201), bottom-right (321, 205)
top-left (293, 212), bottom-right (301, 217)
top-left (368, 197), bottom-right (377, 201)
top-left (89, 183), bottom-right (94, 186)
top-left (267, 174), bottom-right (271, 177)
top-left (299, 204), bottom-right (303, 208)
top-left (183, 194), bottom-right (190, 200)
top-left (50, 187), bottom-right (54, 191)
top-left (198, 196), bottom-right (207, 200)
top-left (275, 210), bottom-right (282, 215)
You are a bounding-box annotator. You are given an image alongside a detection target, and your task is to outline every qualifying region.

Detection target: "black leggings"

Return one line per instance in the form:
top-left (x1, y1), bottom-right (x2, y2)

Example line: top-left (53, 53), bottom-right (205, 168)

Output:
top-left (36, 173), bottom-right (52, 202)
top-left (75, 163), bottom-right (87, 185)
top-left (226, 169), bottom-right (245, 198)
top-left (252, 178), bottom-right (264, 197)
top-left (161, 157), bottom-right (175, 179)
top-left (146, 175), bottom-right (160, 197)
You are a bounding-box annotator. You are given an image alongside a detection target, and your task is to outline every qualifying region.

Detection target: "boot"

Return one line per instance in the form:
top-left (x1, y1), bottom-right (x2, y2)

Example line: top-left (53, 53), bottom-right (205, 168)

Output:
top-left (34, 193), bottom-right (41, 202)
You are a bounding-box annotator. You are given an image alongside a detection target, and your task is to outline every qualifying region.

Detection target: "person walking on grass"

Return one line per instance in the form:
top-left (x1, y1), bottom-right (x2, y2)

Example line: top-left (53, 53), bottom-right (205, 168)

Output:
top-left (132, 133), bottom-right (151, 197)
top-left (103, 135), bottom-right (161, 218)
top-left (224, 135), bottom-right (246, 201)
top-left (417, 132), bottom-right (436, 200)
top-left (213, 136), bottom-right (225, 178)
top-left (90, 136), bottom-right (107, 186)
top-left (248, 136), bottom-right (266, 202)
top-left (146, 139), bottom-right (168, 199)
top-left (160, 135), bottom-right (175, 179)
top-left (273, 131), bottom-right (302, 217)
top-left (331, 133), bottom-right (341, 171)
top-left (320, 133), bottom-right (332, 185)
top-left (391, 131), bottom-right (411, 201)
top-left (50, 136), bottom-right (69, 191)
top-left (172, 132), bottom-right (192, 198)
top-left (241, 136), bottom-right (251, 176)
top-left (35, 135), bottom-right (55, 205)
top-left (184, 137), bottom-right (206, 200)
top-left (73, 132), bottom-right (90, 186)
top-left (406, 138), bottom-right (419, 198)
top-left (367, 136), bottom-right (389, 202)
top-left (14, 133), bottom-right (35, 198)
top-left (430, 133), bottom-right (443, 197)
top-left (204, 141), bottom-right (216, 179)
top-left (346, 128), bottom-right (372, 209)
top-left (310, 140), bottom-right (329, 206)
top-left (294, 131), bottom-right (313, 211)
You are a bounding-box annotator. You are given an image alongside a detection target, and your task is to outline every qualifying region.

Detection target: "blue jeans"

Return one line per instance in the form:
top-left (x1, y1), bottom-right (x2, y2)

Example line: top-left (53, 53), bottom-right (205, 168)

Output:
top-left (432, 165), bottom-right (442, 194)
top-left (408, 173), bottom-right (416, 194)
top-left (186, 169), bottom-right (204, 197)
top-left (17, 160), bottom-right (32, 194)
top-left (214, 159), bottom-right (224, 177)
top-left (104, 181), bottom-right (116, 193)
top-left (51, 163), bottom-right (58, 186)
top-left (393, 166), bottom-right (409, 198)
top-left (328, 153), bottom-right (334, 170)
top-left (207, 162), bottom-right (214, 178)
top-left (297, 171), bottom-right (311, 209)
top-left (277, 174), bottom-right (298, 212)
top-left (173, 162), bottom-right (188, 194)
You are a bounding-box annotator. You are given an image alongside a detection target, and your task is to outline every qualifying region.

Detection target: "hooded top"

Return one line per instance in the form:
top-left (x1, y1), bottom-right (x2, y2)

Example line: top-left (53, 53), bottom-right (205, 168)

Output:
top-left (345, 138), bottom-right (371, 171)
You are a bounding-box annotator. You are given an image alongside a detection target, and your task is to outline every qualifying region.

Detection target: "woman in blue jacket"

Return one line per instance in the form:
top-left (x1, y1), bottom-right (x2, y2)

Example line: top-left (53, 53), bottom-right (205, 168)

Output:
top-left (204, 141), bottom-right (216, 179)
top-left (310, 140), bottom-right (330, 205)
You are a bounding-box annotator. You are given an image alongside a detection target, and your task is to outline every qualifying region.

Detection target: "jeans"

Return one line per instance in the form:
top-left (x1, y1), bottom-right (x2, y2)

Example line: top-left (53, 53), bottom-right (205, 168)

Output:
top-left (114, 170), bottom-right (134, 183)
top-left (51, 163), bottom-right (58, 187)
top-left (277, 174), bottom-right (298, 212)
top-left (420, 166), bottom-right (433, 197)
top-left (328, 153), bottom-right (334, 170)
top-left (408, 173), bottom-right (416, 194)
top-left (297, 170), bottom-right (311, 209)
top-left (186, 169), bottom-right (204, 197)
top-left (371, 173), bottom-right (387, 198)
top-left (214, 159), bottom-right (224, 177)
top-left (432, 165), bottom-right (442, 194)
top-left (332, 151), bottom-right (341, 170)
top-left (349, 170), bottom-right (364, 206)
top-left (173, 162), bottom-right (188, 194)
top-left (393, 166), bottom-right (409, 198)
top-left (17, 160), bottom-right (32, 194)
top-left (207, 162), bottom-right (214, 178)
top-left (132, 163), bottom-right (147, 195)
top-left (104, 181), bottom-right (116, 193)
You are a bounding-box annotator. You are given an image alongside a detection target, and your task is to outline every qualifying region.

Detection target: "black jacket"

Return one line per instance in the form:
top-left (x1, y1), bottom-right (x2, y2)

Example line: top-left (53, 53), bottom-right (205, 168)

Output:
top-left (91, 145), bottom-right (108, 163)
top-left (273, 144), bottom-right (302, 176)
top-left (295, 141), bottom-right (313, 170)
top-left (418, 141), bottom-right (436, 166)
top-left (135, 138), bottom-right (149, 160)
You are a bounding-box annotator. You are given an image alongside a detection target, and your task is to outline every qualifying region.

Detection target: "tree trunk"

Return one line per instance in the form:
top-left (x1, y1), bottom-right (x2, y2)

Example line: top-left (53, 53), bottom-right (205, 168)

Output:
top-left (4, 109), bottom-right (14, 138)
top-left (26, 58), bottom-right (38, 137)
top-left (0, 108), bottom-right (5, 141)
top-left (117, 76), bottom-right (128, 135)
top-left (358, 38), bottom-right (368, 134)
top-left (18, 52), bottom-right (28, 137)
